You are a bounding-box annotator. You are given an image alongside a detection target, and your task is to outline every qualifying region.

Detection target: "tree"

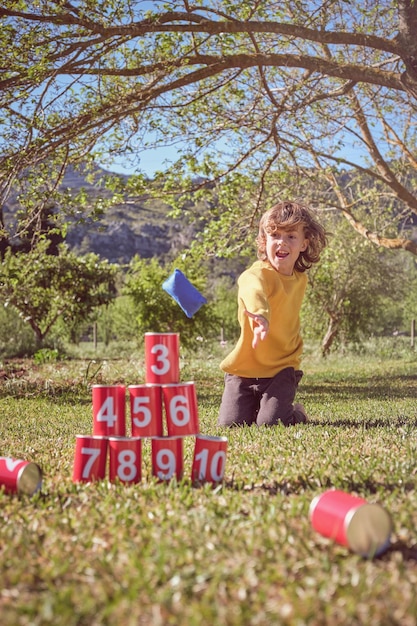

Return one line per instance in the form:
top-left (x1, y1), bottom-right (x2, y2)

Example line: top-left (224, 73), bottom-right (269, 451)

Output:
top-left (1, 1), bottom-right (417, 257)
top-left (124, 255), bottom-right (219, 348)
top-left (0, 240), bottom-right (118, 347)
top-left (301, 210), bottom-right (412, 355)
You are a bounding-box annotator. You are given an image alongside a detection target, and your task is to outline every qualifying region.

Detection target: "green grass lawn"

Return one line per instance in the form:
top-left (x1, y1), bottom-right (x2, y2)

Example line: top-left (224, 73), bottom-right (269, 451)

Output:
top-left (1, 347), bottom-right (417, 625)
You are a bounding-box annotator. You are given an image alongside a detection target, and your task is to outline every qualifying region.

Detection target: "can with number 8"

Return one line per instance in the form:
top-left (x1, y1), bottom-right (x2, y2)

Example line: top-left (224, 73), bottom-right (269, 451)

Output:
top-left (151, 437), bottom-right (183, 481)
top-left (144, 332), bottom-right (180, 384)
top-left (162, 381), bottom-right (200, 436)
top-left (108, 437), bottom-right (142, 484)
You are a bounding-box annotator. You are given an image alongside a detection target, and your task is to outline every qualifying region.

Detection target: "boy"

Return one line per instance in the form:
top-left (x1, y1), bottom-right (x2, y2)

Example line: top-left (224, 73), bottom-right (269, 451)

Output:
top-left (218, 201), bottom-right (327, 427)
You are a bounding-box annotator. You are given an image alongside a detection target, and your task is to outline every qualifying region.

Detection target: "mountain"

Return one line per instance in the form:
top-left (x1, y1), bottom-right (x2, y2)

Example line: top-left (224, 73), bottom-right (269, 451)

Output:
top-left (62, 166), bottom-right (199, 264)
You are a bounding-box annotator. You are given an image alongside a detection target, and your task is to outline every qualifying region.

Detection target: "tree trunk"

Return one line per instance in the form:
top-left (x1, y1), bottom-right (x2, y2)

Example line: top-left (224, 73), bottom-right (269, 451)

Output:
top-left (321, 314), bottom-right (341, 357)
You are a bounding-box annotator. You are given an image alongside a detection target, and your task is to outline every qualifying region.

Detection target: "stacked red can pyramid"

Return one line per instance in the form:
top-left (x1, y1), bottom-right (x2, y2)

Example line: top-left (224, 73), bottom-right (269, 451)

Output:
top-left (72, 333), bottom-right (227, 485)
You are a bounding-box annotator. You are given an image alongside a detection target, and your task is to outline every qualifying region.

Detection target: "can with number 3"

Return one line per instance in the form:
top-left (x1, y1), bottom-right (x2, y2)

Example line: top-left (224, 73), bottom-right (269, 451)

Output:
top-left (144, 333), bottom-right (180, 384)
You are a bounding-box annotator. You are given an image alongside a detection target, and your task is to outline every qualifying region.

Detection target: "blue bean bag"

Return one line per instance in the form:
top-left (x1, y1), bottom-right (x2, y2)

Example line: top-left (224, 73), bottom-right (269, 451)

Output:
top-left (162, 269), bottom-right (207, 318)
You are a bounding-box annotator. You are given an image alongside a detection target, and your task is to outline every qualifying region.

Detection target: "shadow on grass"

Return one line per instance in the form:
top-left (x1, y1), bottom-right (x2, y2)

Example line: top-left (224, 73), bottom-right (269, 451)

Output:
top-left (302, 374), bottom-right (417, 401)
top-left (386, 541), bottom-right (417, 562)
top-left (308, 416), bottom-right (417, 428)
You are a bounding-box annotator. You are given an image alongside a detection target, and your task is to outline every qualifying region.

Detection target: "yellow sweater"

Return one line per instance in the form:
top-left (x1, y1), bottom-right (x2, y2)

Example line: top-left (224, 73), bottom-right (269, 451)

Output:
top-left (220, 260), bottom-right (307, 378)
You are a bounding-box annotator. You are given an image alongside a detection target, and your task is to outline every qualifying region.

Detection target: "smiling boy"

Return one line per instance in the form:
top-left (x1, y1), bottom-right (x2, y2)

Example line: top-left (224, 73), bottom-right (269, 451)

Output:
top-left (218, 201), bottom-right (327, 427)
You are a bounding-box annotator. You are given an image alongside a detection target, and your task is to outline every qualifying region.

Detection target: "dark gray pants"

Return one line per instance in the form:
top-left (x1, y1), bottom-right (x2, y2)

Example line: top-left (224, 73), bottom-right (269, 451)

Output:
top-left (217, 367), bottom-right (304, 427)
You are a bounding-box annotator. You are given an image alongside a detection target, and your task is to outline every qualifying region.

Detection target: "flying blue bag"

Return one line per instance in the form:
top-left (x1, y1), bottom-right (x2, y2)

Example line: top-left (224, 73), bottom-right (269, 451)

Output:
top-left (162, 269), bottom-right (207, 318)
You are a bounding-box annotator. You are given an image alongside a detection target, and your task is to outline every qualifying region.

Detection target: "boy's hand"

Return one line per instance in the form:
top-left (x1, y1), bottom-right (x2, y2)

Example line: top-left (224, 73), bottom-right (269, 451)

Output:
top-left (244, 310), bottom-right (269, 348)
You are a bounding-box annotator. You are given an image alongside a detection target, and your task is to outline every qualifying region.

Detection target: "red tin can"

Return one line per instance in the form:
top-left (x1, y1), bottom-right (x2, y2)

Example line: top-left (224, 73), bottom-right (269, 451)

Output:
top-left (151, 436), bottom-right (183, 481)
top-left (72, 435), bottom-right (108, 483)
top-left (0, 456), bottom-right (42, 495)
top-left (144, 332), bottom-right (180, 384)
top-left (108, 437), bottom-right (142, 484)
top-left (92, 385), bottom-right (126, 437)
top-left (129, 384), bottom-right (163, 437)
top-left (162, 381), bottom-right (200, 437)
top-left (309, 489), bottom-right (392, 557)
top-left (191, 435), bottom-right (228, 484)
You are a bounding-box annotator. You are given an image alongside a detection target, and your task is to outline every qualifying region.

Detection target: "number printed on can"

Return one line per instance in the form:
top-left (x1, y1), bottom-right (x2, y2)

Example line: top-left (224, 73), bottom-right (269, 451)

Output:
top-left (151, 343), bottom-right (171, 376)
top-left (169, 394), bottom-right (190, 426)
top-left (194, 448), bottom-right (226, 482)
top-left (96, 397), bottom-right (118, 428)
top-left (155, 448), bottom-right (177, 480)
top-left (131, 396), bottom-right (152, 428)
top-left (80, 446), bottom-right (102, 480)
top-left (116, 449), bottom-right (139, 482)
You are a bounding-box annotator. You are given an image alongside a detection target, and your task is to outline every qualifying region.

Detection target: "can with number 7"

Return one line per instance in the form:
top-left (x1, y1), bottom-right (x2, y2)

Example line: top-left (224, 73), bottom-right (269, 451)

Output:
top-left (72, 435), bottom-right (108, 483)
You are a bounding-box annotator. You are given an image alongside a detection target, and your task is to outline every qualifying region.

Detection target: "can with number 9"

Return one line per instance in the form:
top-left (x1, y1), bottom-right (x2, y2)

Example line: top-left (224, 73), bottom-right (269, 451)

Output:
top-left (151, 437), bottom-right (183, 481)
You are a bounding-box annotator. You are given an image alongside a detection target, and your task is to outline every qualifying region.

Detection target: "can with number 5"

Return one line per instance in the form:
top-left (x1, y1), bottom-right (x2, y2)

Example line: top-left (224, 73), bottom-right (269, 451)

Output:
top-left (129, 384), bottom-right (163, 437)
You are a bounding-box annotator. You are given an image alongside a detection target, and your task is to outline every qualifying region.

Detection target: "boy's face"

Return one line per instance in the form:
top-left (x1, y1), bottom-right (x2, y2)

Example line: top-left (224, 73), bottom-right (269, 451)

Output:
top-left (264, 223), bottom-right (308, 275)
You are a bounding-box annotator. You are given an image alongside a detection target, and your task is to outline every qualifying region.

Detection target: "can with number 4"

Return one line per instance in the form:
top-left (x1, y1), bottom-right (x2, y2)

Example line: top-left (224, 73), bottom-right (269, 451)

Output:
top-left (92, 385), bottom-right (126, 437)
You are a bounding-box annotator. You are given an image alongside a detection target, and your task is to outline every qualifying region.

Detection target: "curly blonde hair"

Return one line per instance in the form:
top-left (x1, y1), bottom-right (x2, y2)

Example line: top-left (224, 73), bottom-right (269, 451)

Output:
top-left (256, 201), bottom-right (327, 272)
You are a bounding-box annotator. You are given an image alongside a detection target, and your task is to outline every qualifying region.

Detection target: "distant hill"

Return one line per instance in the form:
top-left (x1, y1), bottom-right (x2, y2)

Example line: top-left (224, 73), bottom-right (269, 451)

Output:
top-left (61, 165), bottom-right (200, 264)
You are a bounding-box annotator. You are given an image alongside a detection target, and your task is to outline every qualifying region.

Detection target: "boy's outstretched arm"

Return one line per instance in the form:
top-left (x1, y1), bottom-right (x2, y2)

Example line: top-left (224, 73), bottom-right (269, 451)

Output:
top-left (244, 310), bottom-right (269, 349)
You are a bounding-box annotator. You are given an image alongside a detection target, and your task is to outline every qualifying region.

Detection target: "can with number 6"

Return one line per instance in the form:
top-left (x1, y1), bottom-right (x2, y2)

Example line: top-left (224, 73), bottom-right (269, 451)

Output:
top-left (162, 381), bottom-right (200, 436)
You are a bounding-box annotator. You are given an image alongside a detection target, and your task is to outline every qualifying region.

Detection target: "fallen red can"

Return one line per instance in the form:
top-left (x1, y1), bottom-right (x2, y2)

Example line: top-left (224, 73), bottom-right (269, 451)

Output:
top-left (309, 489), bottom-right (392, 557)
top-left (0, 456), bottom-right (42, 496)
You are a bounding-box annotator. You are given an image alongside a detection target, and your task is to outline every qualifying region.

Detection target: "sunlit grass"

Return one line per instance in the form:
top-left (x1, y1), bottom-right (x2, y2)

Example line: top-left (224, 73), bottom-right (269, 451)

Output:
top-left (1, 345), bottom-right (417, 625)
